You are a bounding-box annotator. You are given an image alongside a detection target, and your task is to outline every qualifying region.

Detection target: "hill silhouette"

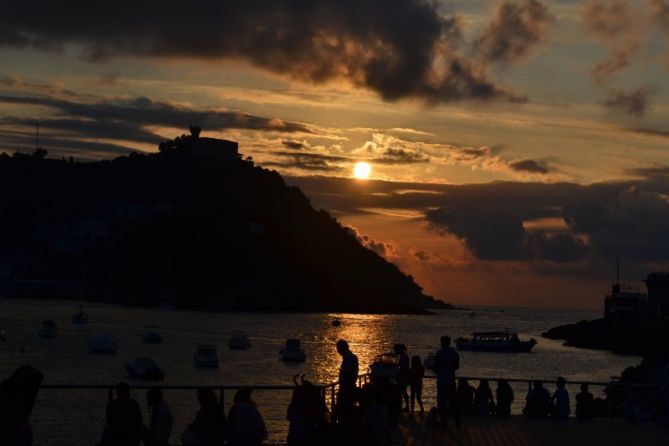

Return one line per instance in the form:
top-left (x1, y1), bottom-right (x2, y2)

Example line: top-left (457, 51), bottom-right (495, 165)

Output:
top-left (0, 130), bottom-right (449, 313)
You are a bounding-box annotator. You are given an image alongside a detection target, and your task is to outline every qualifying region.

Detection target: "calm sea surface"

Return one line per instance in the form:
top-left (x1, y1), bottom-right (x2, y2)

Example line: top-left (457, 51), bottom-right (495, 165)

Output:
top-left (0, 298), bottom-right (641, 445)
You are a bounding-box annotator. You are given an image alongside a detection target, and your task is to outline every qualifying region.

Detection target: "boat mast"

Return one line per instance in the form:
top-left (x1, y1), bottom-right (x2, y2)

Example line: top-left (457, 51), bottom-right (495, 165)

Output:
top-left (79, 263), bottom-right (87, 313)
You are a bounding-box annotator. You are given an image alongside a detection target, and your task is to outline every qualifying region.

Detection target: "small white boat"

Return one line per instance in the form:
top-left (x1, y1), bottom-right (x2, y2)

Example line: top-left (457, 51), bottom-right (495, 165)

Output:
top-left (88, 334), bottom-right (119, 354)
top-left (142, 329), bottom-right (162, 344)
top-left (194, 344), bottom-right (220, 368)
top-left (229, 331), bottom-right (251, 350)
top-left (280, 339), bottom-right (306, 362)
top-left (38, 320), bottom-right (59, 339)
top-left (72, 311), bottom-right (89, 324)
top-left (126, 357), bottom-right (164, 380)
top-left (370, 352), bottom-right (399, 378)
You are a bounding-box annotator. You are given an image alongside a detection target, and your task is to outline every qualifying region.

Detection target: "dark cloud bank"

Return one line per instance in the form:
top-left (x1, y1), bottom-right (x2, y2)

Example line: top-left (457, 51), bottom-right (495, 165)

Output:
top-left (289, 173), bottom-right (669, 278)
top-left (0, 0), bottom-right (554, 103)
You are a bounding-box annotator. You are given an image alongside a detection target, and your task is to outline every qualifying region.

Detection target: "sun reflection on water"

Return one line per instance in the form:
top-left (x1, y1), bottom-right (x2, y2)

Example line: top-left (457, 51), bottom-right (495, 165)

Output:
top-left (309, 313), bottom-right (396, 384)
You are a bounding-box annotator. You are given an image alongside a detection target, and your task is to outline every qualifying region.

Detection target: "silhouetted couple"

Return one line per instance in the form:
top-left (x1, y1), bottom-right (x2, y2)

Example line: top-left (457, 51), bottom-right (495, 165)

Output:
top-left (185, 387), bottom-right (267, 446)
top-left (434, 335), bottom-right (460, 427)
top-left (103, 383), bottom-right (173, 446)
top-left (524, 377), bottom-right (570, 418)
top-left (457, 378), bottom-right (513, 416)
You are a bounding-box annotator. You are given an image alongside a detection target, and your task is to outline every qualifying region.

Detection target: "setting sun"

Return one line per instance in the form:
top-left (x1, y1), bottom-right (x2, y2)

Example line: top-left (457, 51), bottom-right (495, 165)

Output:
top-left (353, 162), bottom-right (372, 179)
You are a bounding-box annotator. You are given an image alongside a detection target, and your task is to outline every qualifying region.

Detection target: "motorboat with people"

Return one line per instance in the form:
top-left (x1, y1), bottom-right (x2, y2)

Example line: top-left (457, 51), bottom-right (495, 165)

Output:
top-left (229, 331), bottom-right (251, 350)
top-left (37, 320), bottom-right (59, 338)
top-left (455, 331), bottom-right (537, 352)
top-left (194, 344), bottom-right (220, 367)
top-left (280, 339), bottom-right (306, 362)
top-left (126, 357), bottom-right (165, 380)
top-left (88, 333), bottom-right (119, 353)
top-left (370, 352), bottom-right (400, 378)
top-left (142, 329), bottom-right (162, 344)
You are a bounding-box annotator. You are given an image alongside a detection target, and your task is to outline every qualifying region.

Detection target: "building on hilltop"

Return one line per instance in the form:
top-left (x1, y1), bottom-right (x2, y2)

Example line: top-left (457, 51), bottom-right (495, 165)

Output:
top-left (159, 126), bottom-right (240, 161)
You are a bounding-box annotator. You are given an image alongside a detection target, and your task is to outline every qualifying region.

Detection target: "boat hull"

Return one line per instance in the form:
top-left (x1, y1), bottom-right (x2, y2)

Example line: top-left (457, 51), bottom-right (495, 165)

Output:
top-left (280, 350), bottom-right (306, 362)
top-left (455, 341), bottom-right (536, 352)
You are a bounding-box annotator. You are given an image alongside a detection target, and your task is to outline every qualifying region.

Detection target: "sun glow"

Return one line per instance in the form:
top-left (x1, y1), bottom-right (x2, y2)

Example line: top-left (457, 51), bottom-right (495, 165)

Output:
top-left (353, 162), bottom-right (372, 179)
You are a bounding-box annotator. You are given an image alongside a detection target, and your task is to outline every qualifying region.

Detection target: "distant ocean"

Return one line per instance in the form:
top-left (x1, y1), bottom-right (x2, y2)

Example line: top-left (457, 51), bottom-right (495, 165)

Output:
top-left (0, 298), bottom-right (641, 445)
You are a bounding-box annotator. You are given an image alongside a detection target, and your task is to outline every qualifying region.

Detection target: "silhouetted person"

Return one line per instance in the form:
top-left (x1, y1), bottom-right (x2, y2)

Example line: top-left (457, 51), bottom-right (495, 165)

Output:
top-left (104, 382), bottom-right (143, 446)
top-left (372, 376), bottom-right (402, 431)
top-left (551, 376), bottom-right (570, 418)
top-left (524, 380), bottom-right (551, 417)
top-left (496, 380), bottom-right (514, 417)
top-left (474, 380), bottom-right (495, 415)
top-left (227, 388), bottom-right (267, 446)
top-left (394, 343), bottom-right (410, 411)
top-left (189, 388), bottom-right (225, 446)
top-left (146, 389), bottom-right (173, 446)
top-left (336, 339), bottom-right (358, 425)
top-left (0, 365), bottom-right (43, 446)
top-left (434, 335), bottom-right (460, 427)
top-left (457, 378), bottom-right (475, 414)
top-left (409, 355), bottom-right (425, 415)
top-left (360, 385), bottom-right (391, 446)
top-left (287, 376), bottom-right (327, 446)
top-left (575, 384), bottom-right (594, 419)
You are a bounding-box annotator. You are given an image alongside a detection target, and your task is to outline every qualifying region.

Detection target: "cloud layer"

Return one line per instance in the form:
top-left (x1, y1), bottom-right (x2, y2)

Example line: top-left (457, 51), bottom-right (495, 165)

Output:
top-left (290, 170), bottom-right (669, 280)
top-left (0, 78), bottom-right (312, 156)
top-left (0, 0), bottom-right (552, 103)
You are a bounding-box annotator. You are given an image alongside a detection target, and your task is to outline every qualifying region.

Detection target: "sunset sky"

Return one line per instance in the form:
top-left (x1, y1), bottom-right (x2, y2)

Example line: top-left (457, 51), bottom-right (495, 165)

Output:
top-left (2, 0), bottom-right (669, 309)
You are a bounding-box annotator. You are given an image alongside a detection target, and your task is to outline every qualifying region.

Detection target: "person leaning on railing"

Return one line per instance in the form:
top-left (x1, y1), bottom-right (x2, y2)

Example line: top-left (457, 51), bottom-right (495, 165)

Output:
top-left (335, 339), bottom-right (358, 425)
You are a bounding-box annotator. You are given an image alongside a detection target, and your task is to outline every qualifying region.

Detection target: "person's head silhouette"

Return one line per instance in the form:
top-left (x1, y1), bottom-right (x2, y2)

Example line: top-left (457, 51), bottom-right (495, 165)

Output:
top-left (116, 382), bottom-right (130, 399)
top-left (441, 335), bottom-right (451, 348)
top-left (336, 339), bottom-right (349, 355)
top-left (147, 388), bottom-right (163, 407)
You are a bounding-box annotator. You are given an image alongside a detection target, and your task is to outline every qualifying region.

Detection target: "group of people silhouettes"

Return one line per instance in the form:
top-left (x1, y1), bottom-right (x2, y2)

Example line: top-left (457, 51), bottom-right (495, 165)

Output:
top-left (0, 338), bottom-right (634, 446)
top-left (327, 335), bottom-right (603, 446)
top-left (101, 383), bottom-right (266, 446)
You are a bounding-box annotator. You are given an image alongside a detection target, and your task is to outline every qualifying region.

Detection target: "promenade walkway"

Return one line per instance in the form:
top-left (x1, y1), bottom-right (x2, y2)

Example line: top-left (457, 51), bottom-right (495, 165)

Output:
top-left (397, 414), bottom-right (668, 446)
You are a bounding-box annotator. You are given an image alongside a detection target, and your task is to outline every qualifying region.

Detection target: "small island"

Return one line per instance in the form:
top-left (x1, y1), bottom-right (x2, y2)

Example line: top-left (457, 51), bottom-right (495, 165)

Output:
top-left (0, 127), bottom-right (450, 314)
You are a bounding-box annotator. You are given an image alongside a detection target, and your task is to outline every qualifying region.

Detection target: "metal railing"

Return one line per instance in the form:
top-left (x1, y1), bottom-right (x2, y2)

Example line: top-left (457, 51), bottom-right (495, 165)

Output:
top-left (40, 373), bottom-right (661, 415)
top-left (35, 374), bottom-right (663, 445)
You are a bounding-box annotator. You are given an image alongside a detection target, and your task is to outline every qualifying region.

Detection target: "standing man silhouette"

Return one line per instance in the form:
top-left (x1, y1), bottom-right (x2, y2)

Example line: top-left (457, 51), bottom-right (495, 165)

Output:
top-left (336, 339), bottom-right (358, 426)
top-left (434, 336), bottom-right (461, 427)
